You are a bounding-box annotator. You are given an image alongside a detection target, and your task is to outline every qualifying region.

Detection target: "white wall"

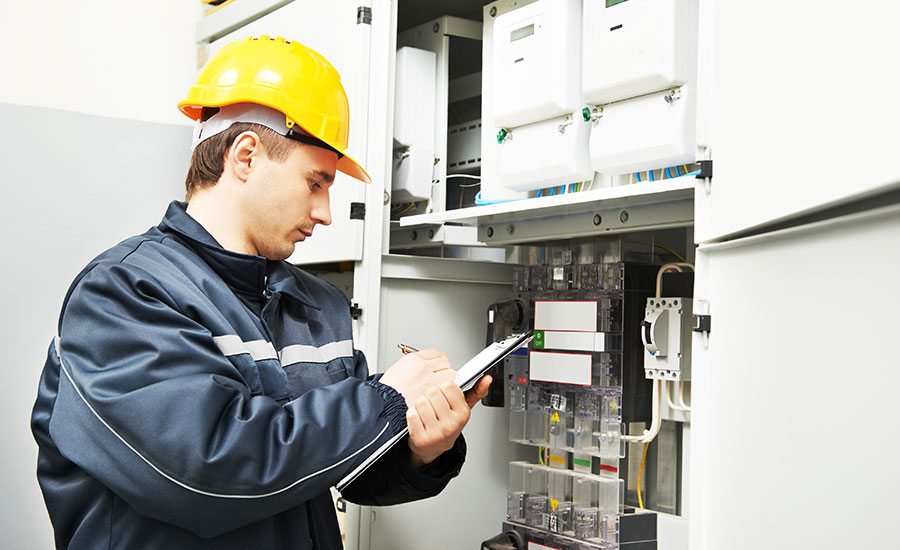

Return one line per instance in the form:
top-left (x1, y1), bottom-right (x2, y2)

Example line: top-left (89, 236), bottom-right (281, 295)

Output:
top-left (0, 0), bottom-right (201, 125)
top-left (0, 2), bottom-right (199, 547)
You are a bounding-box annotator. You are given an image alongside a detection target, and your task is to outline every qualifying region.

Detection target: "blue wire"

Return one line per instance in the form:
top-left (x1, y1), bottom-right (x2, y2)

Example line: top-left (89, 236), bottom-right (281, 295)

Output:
top-left (474, 191), bottom-right (524, 206)
top-left (649, 170), bottom-right (655, 182)
top-left (665, 167), bottom-right (673, 179)
top-left (636, 172), bottom-right (642, 182)
top-left (537, 189), bottom-right (544, 198)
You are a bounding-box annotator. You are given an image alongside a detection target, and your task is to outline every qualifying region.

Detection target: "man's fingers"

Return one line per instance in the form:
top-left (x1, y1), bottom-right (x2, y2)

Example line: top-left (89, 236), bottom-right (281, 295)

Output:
top-left (426, 386), bottom-right (453, 421)
top-left (414, 395), bottom-right (439, 428)
top-left (439, 381), bottom-right (468, 411)
top-left (406, 408), bottom-right (425, 438)
top-left (464, 375), bottom-right (493, 408)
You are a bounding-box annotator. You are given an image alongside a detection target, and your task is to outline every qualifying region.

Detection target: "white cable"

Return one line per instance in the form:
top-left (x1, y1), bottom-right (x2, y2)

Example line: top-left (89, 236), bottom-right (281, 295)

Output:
top-left (623, 379), bottom-right (663, 444)
top-left (666, 380), bottom-right (690, 412)
top-left (655, 262), bottom-right (694, 298)
top-left (677, 380), bottom-right (692, 412)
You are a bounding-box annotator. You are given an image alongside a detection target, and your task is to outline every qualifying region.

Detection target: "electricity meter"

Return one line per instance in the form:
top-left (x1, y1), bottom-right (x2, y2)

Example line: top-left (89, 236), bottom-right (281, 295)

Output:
top-left (583, 0), bottom-right (698, 105)
top-left (492, 0), bottom-right (583, 128)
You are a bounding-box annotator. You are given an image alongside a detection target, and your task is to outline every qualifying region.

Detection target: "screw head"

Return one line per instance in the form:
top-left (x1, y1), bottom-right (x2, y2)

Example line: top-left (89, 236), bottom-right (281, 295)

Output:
top-left (506, 224), bottom-right (515, 235)
top-left (411, 231), bottom-right (418, 241)
top-left (619, 210), bottom-right (630, 223)
top-left (428, 228), bottom-right (435, 239)
top-left (486, 226), bottom-right (494, 238)
top-left (490, 6), bottom-right (498, 16)
top-left (433, 22), bottom-right (440, 33)
top-left (593, 213), bottom-right (602, 226)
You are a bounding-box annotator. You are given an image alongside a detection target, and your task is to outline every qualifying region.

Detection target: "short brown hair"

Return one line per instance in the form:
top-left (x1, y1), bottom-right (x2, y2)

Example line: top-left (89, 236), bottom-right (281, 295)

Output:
top-left (184, 122), bottom-right (296, 200)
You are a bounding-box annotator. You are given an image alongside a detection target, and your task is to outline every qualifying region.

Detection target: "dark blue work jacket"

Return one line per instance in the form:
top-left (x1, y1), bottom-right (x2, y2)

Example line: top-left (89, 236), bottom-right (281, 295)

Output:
top-left (32, 201), bottom-right (465, 549)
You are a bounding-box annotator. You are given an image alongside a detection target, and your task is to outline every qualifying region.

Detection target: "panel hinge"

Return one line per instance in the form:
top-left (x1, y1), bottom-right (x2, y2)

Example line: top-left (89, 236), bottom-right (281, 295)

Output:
top-left (350, 202), bottom-right (366, 220)
top-left (350, 302), bottom-right (363, 320)
top-left (692, 314), bottom-right (711, 334)
top-left (357, 6), bottom-right (372, 25)
top-left (695, 159), bottom-right (713, 180)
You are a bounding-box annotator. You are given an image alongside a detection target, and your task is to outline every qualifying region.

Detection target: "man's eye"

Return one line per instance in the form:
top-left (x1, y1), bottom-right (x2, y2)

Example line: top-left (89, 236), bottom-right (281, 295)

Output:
top-left (310, 181), bottom-right (322, 190)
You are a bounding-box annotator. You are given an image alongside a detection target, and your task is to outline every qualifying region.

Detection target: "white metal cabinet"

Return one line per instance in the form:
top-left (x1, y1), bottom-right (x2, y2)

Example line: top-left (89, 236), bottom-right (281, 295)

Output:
top-left (693, 0), bottom-right (900, 243)
top-left (690, 205), bottom-right (900, 550)
top-left (207, 0), bottom-right (370, 264)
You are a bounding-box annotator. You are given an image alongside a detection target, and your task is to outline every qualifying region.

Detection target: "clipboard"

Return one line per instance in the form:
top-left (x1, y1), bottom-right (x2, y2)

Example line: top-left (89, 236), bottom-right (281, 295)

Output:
top-left (336, 332), bottom-right (533, 491)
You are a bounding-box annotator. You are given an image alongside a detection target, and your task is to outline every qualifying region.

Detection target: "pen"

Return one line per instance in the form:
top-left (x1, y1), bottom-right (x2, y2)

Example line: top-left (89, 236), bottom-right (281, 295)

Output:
top-left (397, 343), bottom-right (419, 355)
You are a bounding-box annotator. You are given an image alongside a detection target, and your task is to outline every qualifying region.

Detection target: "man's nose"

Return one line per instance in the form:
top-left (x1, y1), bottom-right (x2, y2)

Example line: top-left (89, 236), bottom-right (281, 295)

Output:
top-left (313, 191), bottom-right (332, 227)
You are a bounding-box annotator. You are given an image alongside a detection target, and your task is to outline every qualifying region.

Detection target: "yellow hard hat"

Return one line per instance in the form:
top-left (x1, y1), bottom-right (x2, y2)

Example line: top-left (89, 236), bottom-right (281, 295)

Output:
top-left (179, 35), bottom-right (370, 183)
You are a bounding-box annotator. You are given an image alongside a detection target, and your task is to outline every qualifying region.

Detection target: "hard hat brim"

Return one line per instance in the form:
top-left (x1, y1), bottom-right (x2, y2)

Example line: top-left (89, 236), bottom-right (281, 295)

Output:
top-left (337, 152), bottom-right (371, 184)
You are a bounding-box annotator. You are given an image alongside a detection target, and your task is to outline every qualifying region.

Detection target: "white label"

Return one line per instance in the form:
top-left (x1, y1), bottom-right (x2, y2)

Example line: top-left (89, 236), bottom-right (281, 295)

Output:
top-left (534, 301), bottom-right (597, 332)
top-left (543, 330), bottom-right (606, 352)
top-left (553, 267), bottom-right (564, 281)
top-left (528, 542), bottom-right (562, 550)
top-left (530, 351), bottom-right (592, 386)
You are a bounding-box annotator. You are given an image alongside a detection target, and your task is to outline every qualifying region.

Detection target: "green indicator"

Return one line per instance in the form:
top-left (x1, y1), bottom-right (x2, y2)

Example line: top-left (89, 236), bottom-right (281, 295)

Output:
top-left (533, 330), bottom-right (545, 349)
top-left (573, 458), bottom-right (591, 468)
top-left (606, 0), bottom-right (629, 6)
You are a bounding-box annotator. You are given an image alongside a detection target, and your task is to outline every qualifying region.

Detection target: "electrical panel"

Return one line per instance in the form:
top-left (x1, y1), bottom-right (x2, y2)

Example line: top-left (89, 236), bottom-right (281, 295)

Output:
top-left (488, 253), bottom-right (661, 550)
top-left (392, 47), bottom-right (437, 202)
top-left (588, 85), bottom-right (697, 175)
top-left (582, 0), bottom-right (697, 105)
top-left (497, 113), bottom-right (593, 192)
top-left (492, 0), bottom-right (583, 129)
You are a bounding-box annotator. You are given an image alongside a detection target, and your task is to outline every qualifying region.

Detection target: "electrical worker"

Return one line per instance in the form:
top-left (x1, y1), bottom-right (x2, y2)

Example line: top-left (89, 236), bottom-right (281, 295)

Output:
top-left (31, 36), bottom-right (491, 549)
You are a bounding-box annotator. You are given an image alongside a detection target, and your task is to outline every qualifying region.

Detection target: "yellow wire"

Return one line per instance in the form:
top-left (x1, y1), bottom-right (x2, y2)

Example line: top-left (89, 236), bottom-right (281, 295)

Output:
top-left (628, 240), bottom-right (687, 263)
top-left (637, 442), bottom-right (649, 509)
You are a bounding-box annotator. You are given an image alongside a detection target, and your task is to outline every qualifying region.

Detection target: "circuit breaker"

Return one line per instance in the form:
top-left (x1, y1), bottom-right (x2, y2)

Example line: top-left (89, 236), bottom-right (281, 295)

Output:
top-left (582, 0), bottom-right (697, 105)
top-left (492, 0), bottom-right (583, 129)
top-left (641, 297), bottom-right (692, 381)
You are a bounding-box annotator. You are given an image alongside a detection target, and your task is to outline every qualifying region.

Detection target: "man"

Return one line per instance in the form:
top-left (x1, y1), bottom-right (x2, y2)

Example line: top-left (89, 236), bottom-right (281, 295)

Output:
top-left (31, 36), bottom-right (491, 549)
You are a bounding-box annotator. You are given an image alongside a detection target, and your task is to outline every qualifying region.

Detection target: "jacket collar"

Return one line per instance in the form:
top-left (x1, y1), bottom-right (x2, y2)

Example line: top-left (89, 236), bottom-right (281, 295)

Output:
top-left (158, 201), bottom-right (320, 310)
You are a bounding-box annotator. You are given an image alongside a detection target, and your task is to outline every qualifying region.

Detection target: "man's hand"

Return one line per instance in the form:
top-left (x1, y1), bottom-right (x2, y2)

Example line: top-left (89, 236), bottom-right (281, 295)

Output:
top-left (380, 349), bottom-right (456, 408)
top-left (405, 375), bottom-right (492, 469)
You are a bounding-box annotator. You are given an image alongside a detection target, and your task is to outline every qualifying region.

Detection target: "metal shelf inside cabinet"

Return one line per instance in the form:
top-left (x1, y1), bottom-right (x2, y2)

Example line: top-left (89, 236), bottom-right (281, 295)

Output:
top-left (389, 221), bottom-right (486, 249)
top-left (399, 179), bottom-right (695, 245)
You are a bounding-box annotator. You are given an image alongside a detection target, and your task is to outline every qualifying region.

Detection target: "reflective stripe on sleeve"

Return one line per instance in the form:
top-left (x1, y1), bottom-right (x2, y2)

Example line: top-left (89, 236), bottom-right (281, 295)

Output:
top-left (279, 340), bottom-right (354, 366)
top-left (212, 335), bottom-right (278, 361)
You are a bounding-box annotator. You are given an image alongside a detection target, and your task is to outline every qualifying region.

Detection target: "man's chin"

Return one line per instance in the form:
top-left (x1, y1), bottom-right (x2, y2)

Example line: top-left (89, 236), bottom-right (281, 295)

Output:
top-left (261, 243), bottom-right (295, 262)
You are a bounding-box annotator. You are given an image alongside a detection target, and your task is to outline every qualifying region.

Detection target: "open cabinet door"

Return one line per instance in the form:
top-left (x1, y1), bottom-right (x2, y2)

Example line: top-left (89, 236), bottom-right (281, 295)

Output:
top-left (693, 0), bottom-right (900, 244)
top-left (691, 3), bottom-right (900, 548)
top-left (691, 205), bottom-right (900, 550)
top-left (208, 1), bottom-right (370, 264)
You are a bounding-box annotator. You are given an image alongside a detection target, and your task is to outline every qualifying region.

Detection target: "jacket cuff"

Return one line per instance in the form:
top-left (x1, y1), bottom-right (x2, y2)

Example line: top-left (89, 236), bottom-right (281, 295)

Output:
top-left (396, 435), bottom-right (466, 491)
top-left (365, 379), bottom-right (408, 435)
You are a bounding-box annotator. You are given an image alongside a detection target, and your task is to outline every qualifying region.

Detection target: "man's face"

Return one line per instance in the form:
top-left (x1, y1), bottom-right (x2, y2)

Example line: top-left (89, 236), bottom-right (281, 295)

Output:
top-left (243, 142), bottom-right (337, 261)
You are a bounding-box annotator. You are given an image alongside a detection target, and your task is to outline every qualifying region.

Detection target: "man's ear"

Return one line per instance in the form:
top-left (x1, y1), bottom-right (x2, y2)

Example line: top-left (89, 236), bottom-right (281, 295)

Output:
top-left (226, 131), bottom-right (264, 183)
